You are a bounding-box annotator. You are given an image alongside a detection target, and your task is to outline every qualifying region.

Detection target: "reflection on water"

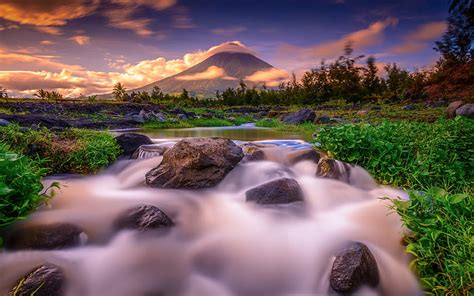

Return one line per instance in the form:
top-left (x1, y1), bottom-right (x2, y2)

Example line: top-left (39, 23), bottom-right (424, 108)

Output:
top-left (136, 123), bottom-right (312, 142)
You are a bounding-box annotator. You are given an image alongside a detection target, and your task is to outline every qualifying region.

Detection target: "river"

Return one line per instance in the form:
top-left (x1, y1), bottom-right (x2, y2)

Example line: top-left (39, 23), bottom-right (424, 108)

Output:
top-left (0, 125), bottom-right (421, 295)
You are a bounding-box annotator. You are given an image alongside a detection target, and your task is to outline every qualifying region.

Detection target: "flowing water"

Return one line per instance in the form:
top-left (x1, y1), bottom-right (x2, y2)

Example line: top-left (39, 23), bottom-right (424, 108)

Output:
top-left (0, 126), bottom-right (422, 295)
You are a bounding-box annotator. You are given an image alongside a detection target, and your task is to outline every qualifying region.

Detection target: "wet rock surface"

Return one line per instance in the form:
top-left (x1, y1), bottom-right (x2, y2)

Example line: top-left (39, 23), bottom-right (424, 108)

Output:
top-left (287, 148), bottom-right (321, 164)
top-left (113, 204), bottom-right (175, 231)
top-left (146, 137), bottom-right (244, 189)
top-left (115, 133), bottom-right (153, 155)
top-left (10, 264), bottom-right (65, 296)
top-left (239, 143), bottom-right (266, 162)
top-left (316, 158), bottom-right (353, 183)
top-left (245, 177), bottom-right (304, 204)
top-left (329, 242), bottom-right (380, 294)
top-left (5, 223), bottom-right (84, 250)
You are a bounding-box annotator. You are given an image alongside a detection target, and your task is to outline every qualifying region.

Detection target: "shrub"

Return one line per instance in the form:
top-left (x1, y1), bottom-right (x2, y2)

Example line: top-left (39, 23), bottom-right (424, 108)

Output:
top-left (0, 144), bottom-right (47, 228)
top-left (314, 117), bottom-right (474, 193)
top-left (392, 188), bottom-right (473, 295)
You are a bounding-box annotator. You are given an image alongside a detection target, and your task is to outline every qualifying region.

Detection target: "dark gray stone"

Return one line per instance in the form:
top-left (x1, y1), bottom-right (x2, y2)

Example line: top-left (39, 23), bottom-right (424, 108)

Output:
top-left (10, 264), bottom-right (65, 296)
top-left (115, 133), bottom-right (153, 155)
top-left (245, 177), bottom-right (304, 205)
top-left (455, 103), bottom-right (474, 118)
top-left (282, 109), bottom-right (316, 124)
top-left (316, 158), bottom-right (353, 184)
top-left (113, 204), bottom-right (174, 231)
top-left (329, 242), bottom-right (380, 294)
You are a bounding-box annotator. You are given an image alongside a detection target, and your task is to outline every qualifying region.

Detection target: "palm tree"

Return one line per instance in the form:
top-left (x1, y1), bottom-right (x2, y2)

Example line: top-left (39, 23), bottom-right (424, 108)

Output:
top-left (0, 86), bottom-right (7, 98)
top-left (112, 82), bottom-right (127, 101)
top-left (34, 89), bottom-right (48, 99)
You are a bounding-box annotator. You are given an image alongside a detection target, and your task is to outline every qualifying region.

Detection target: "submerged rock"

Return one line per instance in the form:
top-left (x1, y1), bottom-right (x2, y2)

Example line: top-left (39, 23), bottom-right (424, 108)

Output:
top-left (245, 177), bottom-right (304, 205)
top-left (455, 103), bottom-right (474, 118)
top-left (239, 143), bottom-right (266, 162)
top-left (10, 264), bottom-right (65, 296)
top-left (282, 109), bottom-right (316, 124)
top-left (287, 148), bottom-right (321, 164)
top-left (5, 223), bottom-right (84, 250)
top-left (146, 137), bottom-right (244, 189)
top-left (115, 133), bottom-right (153, 156)
top-left (316, 158), bottom-right (353, 183)
top-left (113, 204), bottom-right (174, 231)
top-left (329, 242), bottom-right (380, 293)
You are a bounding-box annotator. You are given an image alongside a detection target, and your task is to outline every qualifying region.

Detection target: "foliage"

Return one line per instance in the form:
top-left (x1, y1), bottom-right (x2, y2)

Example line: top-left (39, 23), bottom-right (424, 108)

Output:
top-left (143, 117), bottom-right (249, 129)
top-left (0, 125), bottom-right (122, 174)
top-left (33, 89), bottom-right (63, 100)
top-left (314, 117), bottom-right (474, 193)
top-left (391, 188), bottom-right (473, 295)
top-left (112, 82), bottom-right (127, 101)
top-left (255, 118), bottom-right (317, 135)
top-left (0, 144), bottom-right (48, 228)
top-left (0, 86), bottom-right (7, 99)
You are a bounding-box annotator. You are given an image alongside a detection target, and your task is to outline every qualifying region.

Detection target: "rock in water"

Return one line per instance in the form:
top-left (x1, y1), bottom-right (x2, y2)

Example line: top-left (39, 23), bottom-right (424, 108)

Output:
top-left (316, 158), bottom-right (353, 183)
top-left (115, 133), bottom-right (153, 155)
top-left (239, 142), bottom-right (266, 162)
top-left (10, 264), bottom-right (65, 296)
top-left (245, 177), bottom-right (304, 204)
top-left (145, 137), bottom-right (244, 189)
top-left (455, 103), bottom-right (474, 118)
top-left (282, 109), bottom-right (316, 124)
top-left (329, 242), bottom-right (380, 294)
top-left (5, 223), bottom-right (84, 250)
top-left (113, 204), bottom-right (174, 231)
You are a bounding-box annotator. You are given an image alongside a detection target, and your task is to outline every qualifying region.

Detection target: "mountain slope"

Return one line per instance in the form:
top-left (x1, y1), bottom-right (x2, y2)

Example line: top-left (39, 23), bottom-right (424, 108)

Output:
top-left (132, 52), bottom-right (275, 95)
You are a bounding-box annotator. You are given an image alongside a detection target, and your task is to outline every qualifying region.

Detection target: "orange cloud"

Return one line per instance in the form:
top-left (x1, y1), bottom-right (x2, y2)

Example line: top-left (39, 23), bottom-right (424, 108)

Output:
top-left (245, 68), bottom-right (289, 86)
top-left (69, 35), bottom-right (91, 45)
top-left (0, 0), bottom-right (99, 26)
top-left (40, 40), bottom-right (55, 46)
top-left (176, 66), bottom-right (227, 81)
top-left (1, 41), bottom-right (254, 96)
top-left (103, 7), bottom-right (154, 37)
top-left (280, 18), bottom-right (398, 60)
top-left (390, 21), bottom-right (446, 54)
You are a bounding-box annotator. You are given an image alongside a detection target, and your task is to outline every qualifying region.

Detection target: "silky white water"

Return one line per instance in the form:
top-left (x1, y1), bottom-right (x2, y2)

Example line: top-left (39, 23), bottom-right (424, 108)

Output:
top-left (0, 139), bottom-right (422, 295)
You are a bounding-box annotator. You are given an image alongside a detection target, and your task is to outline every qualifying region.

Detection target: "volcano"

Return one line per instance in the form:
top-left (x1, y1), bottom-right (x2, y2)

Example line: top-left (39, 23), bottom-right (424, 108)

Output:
top-left (132, 50), bottom-right (283, 96)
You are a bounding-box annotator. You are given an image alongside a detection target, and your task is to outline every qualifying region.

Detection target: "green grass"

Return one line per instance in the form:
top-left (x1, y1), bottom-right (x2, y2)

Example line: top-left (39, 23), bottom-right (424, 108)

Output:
top-left (314, 117), bottom-right (473, 193)
top-left (0, 125), bottom-right (122, 174)
top-left (0, 144), bottom-right (48, 228)
top-left (255, 118), bottom-right (317, 135)
top-left (143, 117), bottom-right (252, 129)
top-left (391, 188), bottom-right (473, 295)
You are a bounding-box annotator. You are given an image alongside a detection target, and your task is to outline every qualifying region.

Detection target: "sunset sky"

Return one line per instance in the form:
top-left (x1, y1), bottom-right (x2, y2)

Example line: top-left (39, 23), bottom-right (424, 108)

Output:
top-left (0, 0), bottom-right (449, 97)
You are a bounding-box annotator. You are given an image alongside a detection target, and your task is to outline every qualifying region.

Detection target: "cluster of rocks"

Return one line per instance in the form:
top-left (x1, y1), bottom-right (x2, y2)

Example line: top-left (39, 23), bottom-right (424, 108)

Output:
top-left (447, 100), bottom-right (474, 118)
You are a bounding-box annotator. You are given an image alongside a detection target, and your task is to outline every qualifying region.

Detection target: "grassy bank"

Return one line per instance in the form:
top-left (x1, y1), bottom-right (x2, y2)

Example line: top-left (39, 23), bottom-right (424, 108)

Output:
top-left (314, 117), bottom-right (473, 294)
top-left (0, 125), bottom-right (122, 174)
top-left (143, 117), bottom-right (251, 129)
top-left (255, 118), bottom-right (317, 136)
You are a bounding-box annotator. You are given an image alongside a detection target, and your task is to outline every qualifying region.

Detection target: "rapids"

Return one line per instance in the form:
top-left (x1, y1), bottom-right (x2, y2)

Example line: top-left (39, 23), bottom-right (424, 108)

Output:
top-left (0, 138), bottom-right (422, 296)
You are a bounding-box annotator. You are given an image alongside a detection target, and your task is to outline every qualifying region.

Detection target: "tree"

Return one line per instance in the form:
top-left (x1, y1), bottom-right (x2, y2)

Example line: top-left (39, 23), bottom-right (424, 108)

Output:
top-left (0, 86), bottom-right (7, 98)
top-left (151, 86), bottom-right (164, 102)
top-left (180, 89), bottom-right (190, 101)
top-left (384, 63), bottom-right (411, 100)
top-left (112, 82), bottom-right (127, 101)
top-left (362, 56), bottom-right (382, 97)
top-left (34, 89), bottom-right (48, 99)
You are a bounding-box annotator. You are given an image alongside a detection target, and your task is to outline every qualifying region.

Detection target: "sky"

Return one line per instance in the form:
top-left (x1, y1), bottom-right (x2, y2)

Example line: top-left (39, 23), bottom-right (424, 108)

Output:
top-left (0, 0), bottom-right (449, 97)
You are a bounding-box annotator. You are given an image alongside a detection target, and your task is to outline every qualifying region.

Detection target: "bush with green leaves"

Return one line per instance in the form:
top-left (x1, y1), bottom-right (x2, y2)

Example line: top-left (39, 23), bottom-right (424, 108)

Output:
top-left (314, 117), bottom-right (474, 193)
top-left (0, 125), bottom-right (122, 174)
top-left (392, 188), bottom-right (473, 295)
top-left (0, 144), bottom-right (47, 228)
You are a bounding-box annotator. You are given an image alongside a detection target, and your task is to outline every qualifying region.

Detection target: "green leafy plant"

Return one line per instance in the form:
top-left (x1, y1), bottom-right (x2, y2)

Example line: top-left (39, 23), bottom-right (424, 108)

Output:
top-left (0, 144), bottom-right (47, 227)
top-left (314, 117), bottom-right (474, 193)
top-left (391, 188), bottom-right (473, 295)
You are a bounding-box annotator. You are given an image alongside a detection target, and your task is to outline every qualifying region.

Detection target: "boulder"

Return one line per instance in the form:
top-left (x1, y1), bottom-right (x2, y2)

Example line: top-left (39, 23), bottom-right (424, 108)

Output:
top-left (130, 114), bottom-right (145, 123)
top-left (282, 109), bottom-right (316, 124)
top-left (0, 118), bottom-right (10, 126)
top-left (176, 113), bottom-right (188, 120)
top-left (287, 148), bottom-right (321, 164)
top-left (329, 117), bottom-right (344, 123)
top-left (329, 242), bottom-right (380, 293)
top-left (10, 264), bottom-right (65, 296)
top-left (245, 177), bottom-right (304, 205)
top-left (455, 103), bottom-right (474, 118)
top-left (131, 144), bottom-right (169, 159)
top-left (113, 204), bottom-right (174, 231)
top-left (0, 114), bottom-right (71, 129)
top-left (447, 100), bottom-right (465, 118)
top-left (5, 223), bottom-right (84, 250)
top-left (314, 115), bottom-right (331, 124)
top-left (146, 137), bottom-right (244, 189)
top-left (316, 158), bottom-right (353, 183)
top-left (115, 133), bottom-right (153, 155)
